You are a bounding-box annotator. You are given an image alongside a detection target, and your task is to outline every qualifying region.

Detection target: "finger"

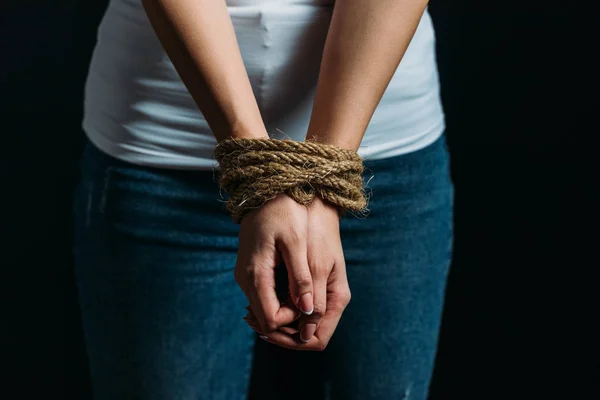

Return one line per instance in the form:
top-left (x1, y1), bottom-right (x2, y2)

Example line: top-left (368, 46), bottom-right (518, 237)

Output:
top-left (245, 308), bottom-right (299, 337)
top-left (235, 266), bottom-right (270, 331)
top-left (261, 303), bottom-right (343, 351)
top-left (298, 268), bottom-right (328, 343)
top-left (277, 294), bottom-right (303, 325)
top-left (236, 241), bottom-right (300, 331)
top-left (245, 299), bottom-right (300, 329)
top-left (244, 316), bottom-right (262, 334)
top-left (312, 261), bottom-right (351, 346)
top-left (278, 238), bottom-right (314, 315)
top-left (262, 262), bottom-right (351, 351)
top-left (251, 265), bottom-right (299, 331)
top-left (246, 317), bottom-right (299, 336)
top-left (278, 326), bottom-right (299, 335)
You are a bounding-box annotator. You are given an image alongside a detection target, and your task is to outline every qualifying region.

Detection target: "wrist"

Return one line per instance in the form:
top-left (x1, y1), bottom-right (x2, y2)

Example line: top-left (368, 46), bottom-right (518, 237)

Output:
top-left (305, 128), bottom-right (362, 152)
top-left (228, 120), bottom-right (269, 141)
top-left (215, 119), bottom-right (269, 142)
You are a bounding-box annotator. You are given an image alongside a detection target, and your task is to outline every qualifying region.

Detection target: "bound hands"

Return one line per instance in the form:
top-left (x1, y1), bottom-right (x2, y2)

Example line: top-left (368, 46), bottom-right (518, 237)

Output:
top-left (235, 194), bottom-right (351, 351)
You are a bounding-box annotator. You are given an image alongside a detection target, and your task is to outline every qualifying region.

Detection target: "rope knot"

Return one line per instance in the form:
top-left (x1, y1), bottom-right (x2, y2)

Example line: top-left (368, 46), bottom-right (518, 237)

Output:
top-left (215, 138), bottom-right (367, 221)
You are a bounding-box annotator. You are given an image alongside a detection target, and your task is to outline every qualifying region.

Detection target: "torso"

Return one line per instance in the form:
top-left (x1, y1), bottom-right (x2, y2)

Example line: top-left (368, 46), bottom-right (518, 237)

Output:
top-left (83, 0), bottom-right (445, 169)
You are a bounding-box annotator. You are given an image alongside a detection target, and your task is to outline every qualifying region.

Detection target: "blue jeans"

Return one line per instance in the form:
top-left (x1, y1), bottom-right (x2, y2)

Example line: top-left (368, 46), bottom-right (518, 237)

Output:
top-left (73, 135), bottom-right (453, 400)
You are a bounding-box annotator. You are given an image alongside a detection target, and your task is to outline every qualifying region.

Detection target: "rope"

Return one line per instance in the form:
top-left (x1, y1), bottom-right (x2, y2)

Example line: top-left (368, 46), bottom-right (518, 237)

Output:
top-left (215, 138), bottom-right (367, 221)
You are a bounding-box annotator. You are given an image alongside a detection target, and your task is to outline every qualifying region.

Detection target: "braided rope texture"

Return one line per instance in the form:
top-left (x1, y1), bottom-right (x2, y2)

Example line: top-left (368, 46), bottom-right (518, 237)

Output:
top-left (215, 138), bottom-right (368, 221)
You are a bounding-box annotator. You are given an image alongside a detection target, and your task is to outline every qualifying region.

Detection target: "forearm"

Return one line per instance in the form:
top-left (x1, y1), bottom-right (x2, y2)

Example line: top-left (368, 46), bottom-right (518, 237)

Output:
top-left (142, 0), bottom-right (267, 141)
top-left (307, 0), bottom-right (429, 150)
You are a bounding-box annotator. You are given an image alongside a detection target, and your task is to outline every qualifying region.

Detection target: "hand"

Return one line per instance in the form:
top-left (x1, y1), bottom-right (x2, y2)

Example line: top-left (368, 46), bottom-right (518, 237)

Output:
top-left (235, 194), bottom-right (315, 334)
top-left (246, 197), bottom-right (351, 351)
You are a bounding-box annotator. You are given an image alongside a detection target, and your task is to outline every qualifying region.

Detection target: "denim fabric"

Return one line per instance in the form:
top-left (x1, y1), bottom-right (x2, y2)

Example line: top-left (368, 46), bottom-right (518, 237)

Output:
top-left (73, 135), bottom-right (453, 400)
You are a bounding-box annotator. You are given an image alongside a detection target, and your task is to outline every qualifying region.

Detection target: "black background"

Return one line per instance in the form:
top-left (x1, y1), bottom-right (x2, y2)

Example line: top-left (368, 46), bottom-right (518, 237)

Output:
top-left (1, 1), bottom-right (597, 398)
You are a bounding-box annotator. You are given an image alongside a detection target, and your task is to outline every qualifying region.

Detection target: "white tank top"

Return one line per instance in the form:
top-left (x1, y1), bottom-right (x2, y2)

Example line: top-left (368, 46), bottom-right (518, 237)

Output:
top-left (83, 0), bottom-right (445, 169)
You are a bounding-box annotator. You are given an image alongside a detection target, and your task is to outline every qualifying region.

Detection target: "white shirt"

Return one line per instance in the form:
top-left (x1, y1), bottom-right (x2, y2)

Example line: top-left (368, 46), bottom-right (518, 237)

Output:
top-left (83, 0), bottom-right (445, 169)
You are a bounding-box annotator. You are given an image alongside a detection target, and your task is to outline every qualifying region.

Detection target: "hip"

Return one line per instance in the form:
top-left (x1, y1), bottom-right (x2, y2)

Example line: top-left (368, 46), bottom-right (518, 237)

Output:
top-left (73, 133), bottom-right (453, 250)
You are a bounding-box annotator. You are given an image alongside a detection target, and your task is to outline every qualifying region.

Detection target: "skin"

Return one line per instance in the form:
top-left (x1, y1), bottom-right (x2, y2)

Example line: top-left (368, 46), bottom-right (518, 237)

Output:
top-left (142, 0), bottom-right (429, 349)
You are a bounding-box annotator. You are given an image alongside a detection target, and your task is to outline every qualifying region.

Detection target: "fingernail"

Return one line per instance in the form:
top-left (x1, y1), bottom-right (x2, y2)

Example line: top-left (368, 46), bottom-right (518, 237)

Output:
top-left (298, 293), bottom-right (314, 315)
top-left (259, 335), bottom-right (269, 341)
top-left (300, 324), bottom-right (317, 343)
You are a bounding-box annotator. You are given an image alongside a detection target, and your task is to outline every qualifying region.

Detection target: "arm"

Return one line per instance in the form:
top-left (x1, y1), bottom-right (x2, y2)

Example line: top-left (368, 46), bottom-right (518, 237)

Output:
top-left (141, 0), bottom-right (267, 141)
top-left (259, 0), bottom-right (430, 350)
top-left (142, 0), bottom-right (315, 334)
top-left (307, 0), bottom-right (429, 150)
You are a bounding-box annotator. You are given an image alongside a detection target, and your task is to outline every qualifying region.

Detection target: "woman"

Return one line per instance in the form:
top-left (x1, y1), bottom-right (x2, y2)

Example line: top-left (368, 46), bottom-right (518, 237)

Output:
top-left (73, 0), bottom-right (453, 399)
